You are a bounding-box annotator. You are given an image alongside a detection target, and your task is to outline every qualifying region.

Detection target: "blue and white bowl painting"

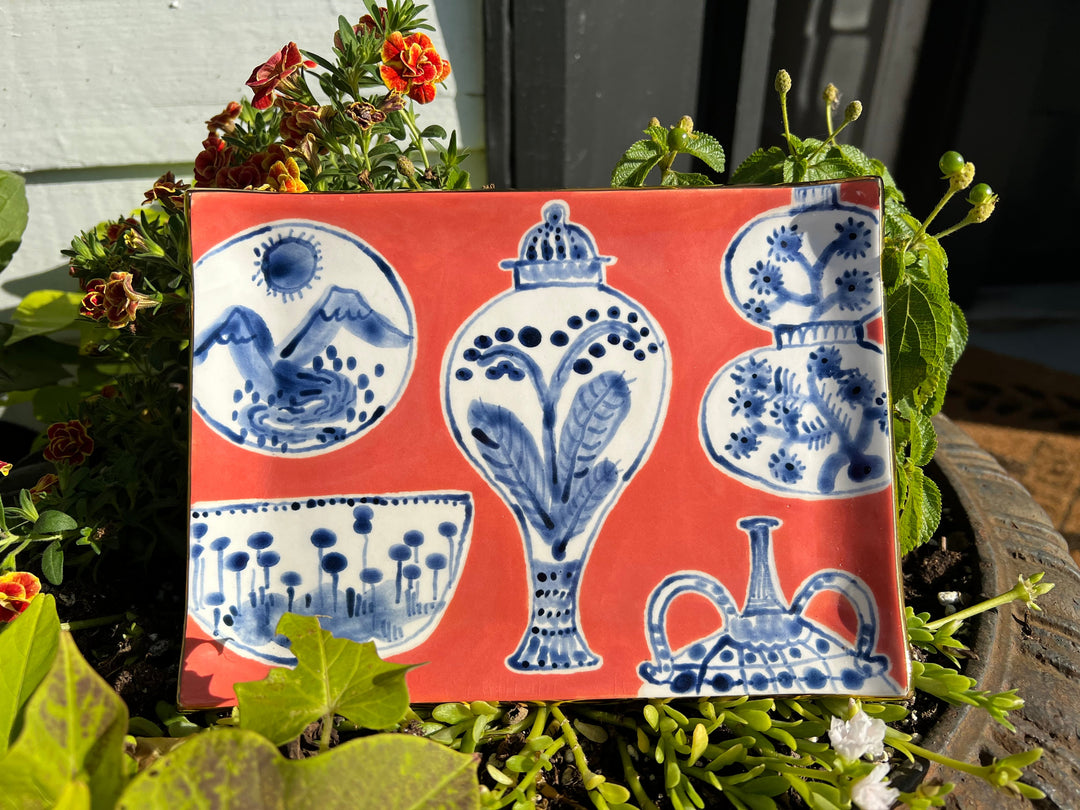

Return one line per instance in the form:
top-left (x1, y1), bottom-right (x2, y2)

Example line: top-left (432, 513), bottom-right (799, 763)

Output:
top-left (192, 220), bottom-right (416, 457)
top-left (188, 492), bottom-right (473, 666)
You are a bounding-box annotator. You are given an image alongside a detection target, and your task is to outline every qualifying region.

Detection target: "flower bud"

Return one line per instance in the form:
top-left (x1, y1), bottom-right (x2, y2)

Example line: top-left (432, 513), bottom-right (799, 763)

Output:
top-left (969, 196), bottom-right (998, 223)
top-left (396, 155), bottom-right (416, 178)
top-left (774, 69), bottom-right (792, 94)
top-left (676, 115), bottom-right (694, 133)
top-left (844, 100), bottom-right (862, 123)
top-left (823, 83), bottom-right (839, 107)
top-left (648, 117), bottom-right (661, 129)
top-left (949, 162), bottom-right (976, 193)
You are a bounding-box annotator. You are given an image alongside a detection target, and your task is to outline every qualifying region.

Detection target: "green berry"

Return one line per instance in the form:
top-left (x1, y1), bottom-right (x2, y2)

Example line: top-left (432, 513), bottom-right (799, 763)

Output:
top-left (967, 183), bottom-right (993, 204)
top-left (667, 128), bottom-right (689, 152)
top-left (939, 151), bottom-right (965, 176)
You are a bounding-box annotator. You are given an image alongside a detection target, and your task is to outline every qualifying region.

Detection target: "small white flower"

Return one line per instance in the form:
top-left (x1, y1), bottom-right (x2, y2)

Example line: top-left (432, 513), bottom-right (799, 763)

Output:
top-left (829, 704), bottom-right (886, 761)
top-left (851, 763), bottom-right (900, 810)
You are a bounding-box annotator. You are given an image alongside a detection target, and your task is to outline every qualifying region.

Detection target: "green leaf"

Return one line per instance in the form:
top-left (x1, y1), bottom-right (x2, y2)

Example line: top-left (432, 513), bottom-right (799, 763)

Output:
top-left (681, 132), bottom-right (725, 173)
top-left (0, 595), bottom-right (60, 756)
top-left (885, 280), bottom-right (949, 403)
top-left (899, 464), bottom-right (942, 554)
top-left (730, 147), bottom-right (787, 185)
top-left (0, 328), bottom-right (79, 394)
top-left (33, 510), bottom-right (78, 535)
top-left (40, 542), bottom-right (64, 586)
top-left (7, 291), bottom-right (84, 345)
top-left (0, 170), bottom-right (29, 275)
top-left (235, 613), bottom-right (412, 746)
top-left (660, 170), bottom-right (715, 188)
top-left (907, 407), bottom-right (938, 467)
top-left (0, 632), bottom-right (128, 809)
top-left (832, 143), bottom-right (874, 176)
top-left (611, 138), bottom-right (665, 187)
top-left (116, 729), bottom-right (479, 810)
top-left (420, 124), bottom-right (447, 140)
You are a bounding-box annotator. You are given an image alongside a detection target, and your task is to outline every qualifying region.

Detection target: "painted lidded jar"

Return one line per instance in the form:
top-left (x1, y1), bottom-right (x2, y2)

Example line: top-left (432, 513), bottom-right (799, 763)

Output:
top-left (701, 184), bottom-right (890, 497)
top-left (442, 200), bottom-right (670, 672)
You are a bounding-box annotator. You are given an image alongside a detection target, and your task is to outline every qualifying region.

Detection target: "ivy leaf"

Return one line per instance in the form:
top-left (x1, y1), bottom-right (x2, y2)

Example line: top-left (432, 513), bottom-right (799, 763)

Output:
top-left (116, 729), bottom-right (480, 810)
top-left (610, 138), bottom-right (665, 187)
top-left (0, 594), bottom-right (60, 755)
top-left (681, 132), bottom-right (725, 173)
top-left (0, 630), bottom-right (128, 808)
top-left (729, 147), bottom-right (788, 185)
top-left (0, 170), bottom-right (29, 275)
top-left (235, 613), bottom-right (412, 747)
top-left (898, 464), bottom-right (943, 554)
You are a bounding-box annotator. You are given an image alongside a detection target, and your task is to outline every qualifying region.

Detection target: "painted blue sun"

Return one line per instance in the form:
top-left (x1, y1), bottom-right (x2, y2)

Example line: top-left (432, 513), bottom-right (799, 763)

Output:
top-left (253, 231), bottom-right (322, 300)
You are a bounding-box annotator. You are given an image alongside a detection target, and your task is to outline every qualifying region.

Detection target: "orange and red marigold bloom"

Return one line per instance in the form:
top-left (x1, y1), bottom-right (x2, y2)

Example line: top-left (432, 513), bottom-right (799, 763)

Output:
top-left (246, 42), bottom-right (316, 110)
top-left (380, 31), bottom-right (451, 104)
top-left (0, 460), bottom-right (10, 477)
top-left (43, 420), bottom-right (94, 466)
top-left (80, 271), bottom-right (154, 329)
top-left (0, 571), bottom-right (41, 623)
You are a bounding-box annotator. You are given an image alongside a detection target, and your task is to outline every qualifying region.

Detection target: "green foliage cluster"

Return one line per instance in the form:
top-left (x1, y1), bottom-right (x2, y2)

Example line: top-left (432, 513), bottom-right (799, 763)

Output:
top-left (610, 71), bottom-right (997, 554)
top-left (0, 576), bottom-right (1050, 808)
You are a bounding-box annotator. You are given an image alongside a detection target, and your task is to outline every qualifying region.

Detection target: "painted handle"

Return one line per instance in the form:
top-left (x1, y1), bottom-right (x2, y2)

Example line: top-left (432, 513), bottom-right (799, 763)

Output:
top-left (790, 570), bottom-right (879, 660)
top-left (643, 572), bottom-right (739, 670)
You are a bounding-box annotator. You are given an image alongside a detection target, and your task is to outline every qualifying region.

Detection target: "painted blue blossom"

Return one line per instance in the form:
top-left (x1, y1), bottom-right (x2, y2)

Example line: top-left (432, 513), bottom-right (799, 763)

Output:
top-left (834, 269), bottom-right (873, 312)
top-left (729, 389), bottom-right (768, 419)
top-left (837, 370), bottom-right (875, 406)
top-left (769, 399), bottom-right (802, 438)
top-left (834, 217), bottom-right (872, 259)
top-left (730, 356), bottom-right (773, 392)
top-left (765, 225), bottom-right (802, 262)
top-left (768, 449), bottom-right (805, 484)
top-left (740, 297), bottom-right (771, 324)
top-left (807, 346), bottom-right (844, 379)
top-left (748, 261), bottom-right (784, 296)
top-left (725, 427), bottom-right (761, 459)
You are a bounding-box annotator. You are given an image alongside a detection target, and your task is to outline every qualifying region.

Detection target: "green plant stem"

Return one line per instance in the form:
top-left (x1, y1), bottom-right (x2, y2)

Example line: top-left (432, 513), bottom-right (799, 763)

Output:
top-left (60, 612), bottom-right (128, 632)
top-left (319, 712), bottom-right (334, 753)
top-left (779, 91), bottom-right (793, 151)
top-left (924, 573), bottom-right (1051, 630)
top-left (550, 704), bottom-right (603, 789)
top-left (906, 188), bottom-right (956, 251)
top-left (402, 107), bottom-right (431, 169)
top-left (616, 735), bottom-right (662, 810)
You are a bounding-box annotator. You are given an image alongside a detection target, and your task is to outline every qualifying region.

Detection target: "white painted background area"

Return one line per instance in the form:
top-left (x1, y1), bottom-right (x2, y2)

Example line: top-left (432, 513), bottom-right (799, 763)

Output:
top-left (0, 0), bottom-right (485, 319)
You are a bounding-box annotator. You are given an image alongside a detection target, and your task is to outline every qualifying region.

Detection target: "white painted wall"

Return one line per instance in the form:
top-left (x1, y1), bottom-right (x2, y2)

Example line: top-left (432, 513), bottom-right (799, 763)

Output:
top-left (0, 0), bottom-right (485, 319)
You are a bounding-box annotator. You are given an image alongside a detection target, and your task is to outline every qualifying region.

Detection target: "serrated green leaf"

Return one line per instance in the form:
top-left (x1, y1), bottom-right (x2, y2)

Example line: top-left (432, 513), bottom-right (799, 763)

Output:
top-left (644, 124), bottom-right (669, 147)
top-left (907, 408), bottom-right (938, 467)
top-left (33, 510), bottom-right (78, 535)
top-left (235, 613), bottom-right (412, 746)
top-left (885, 280), bottom-right (949, 402)
top-left (730, 147), bottom-right (788, 185)
top-left (611, 139), bottom-right (665, 187)
top-left (0, 631), bottom-right (128, 809)
top-left (880, 242), bottom-right (906, 291)
top-left (883, 197), bottom-right (915, 242)
top-left (804, 157), bottom-right (861, 182)
top-left (899, 464), bottom-right (942, 554)
top-left (0, 595), bottom-right (60, 755)
top-left (682, 132), bottom-right (725, 173)
top-left (660, 170), bottom-right (715, 187)
top-left (117, 729), bottom-right (479, 810)
top-left (0, 170), bottom-right (29, 275)
top-left (7, 291), bottom-right (84, 345)
top-left (833, 143), bottom-right (874, 176)
top-left (40, 541), bottom-right (64, 586)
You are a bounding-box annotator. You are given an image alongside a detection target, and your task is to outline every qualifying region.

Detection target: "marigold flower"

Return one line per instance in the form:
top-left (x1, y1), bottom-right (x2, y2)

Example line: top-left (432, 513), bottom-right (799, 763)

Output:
top-left (278, 99), bottom-right (324, 147)
top-left (80, 271), bottom-right (154, 329)
top-left (0, 460), bottom-right (11, 477)
top-left (143, 171), bottom-right (190, 209)
top-left (246, 42), bottom-right (316, 110)
top-left (265, 158), bottom-right (308, 193)
top-left (206, 101), bottom-right (242, 134)
top-left (30, 473), bottom-right (60, 502)
top-left (379, 31), bottom-right (451, 104)
top-left (0, 571), bottom-right (41, 623)
top-left (43, 420), bottom-right (94, 466)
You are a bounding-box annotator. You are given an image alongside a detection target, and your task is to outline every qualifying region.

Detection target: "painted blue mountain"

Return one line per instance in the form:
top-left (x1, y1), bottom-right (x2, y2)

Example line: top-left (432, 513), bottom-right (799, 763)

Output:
top-left (278, 286), bottom-right (413, 365)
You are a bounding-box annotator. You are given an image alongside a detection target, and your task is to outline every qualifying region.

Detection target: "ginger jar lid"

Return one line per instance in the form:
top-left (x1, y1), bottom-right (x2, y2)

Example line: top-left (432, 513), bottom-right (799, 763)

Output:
top-left (500, 200), bottom-right (616, 286)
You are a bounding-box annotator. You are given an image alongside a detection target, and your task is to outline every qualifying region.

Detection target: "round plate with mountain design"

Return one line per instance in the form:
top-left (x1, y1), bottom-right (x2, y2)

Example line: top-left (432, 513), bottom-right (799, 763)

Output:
top-left (192, 219), bottom-right (416, 456)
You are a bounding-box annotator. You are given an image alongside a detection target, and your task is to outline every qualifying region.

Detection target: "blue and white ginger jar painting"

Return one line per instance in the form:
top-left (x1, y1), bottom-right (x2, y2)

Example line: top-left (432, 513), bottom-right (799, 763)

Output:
top-left (192, 220), bottom-right (415, 456)
top-left (701, 185), bottom-right (890, 497)
top-left (188, 493), bottom-right (473, 665)
top-left (442, 200), bottom-right (671, 673)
